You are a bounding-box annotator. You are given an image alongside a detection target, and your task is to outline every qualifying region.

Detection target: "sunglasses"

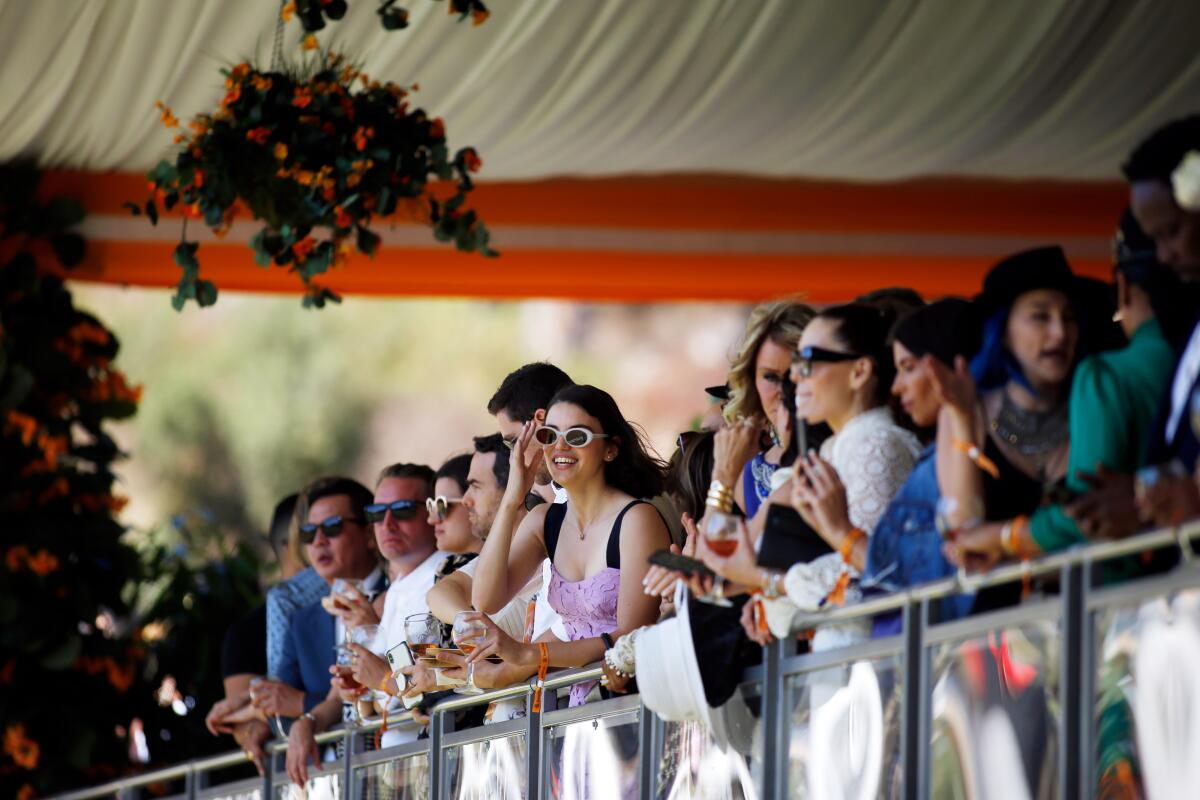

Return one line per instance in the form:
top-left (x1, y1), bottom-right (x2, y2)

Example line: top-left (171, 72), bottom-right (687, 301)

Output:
top-left (533, 426), bottom-right (610, 448)
top-left (792, 346), bottom-right (864, 377)
top-left (299, 514), bottom-right (365, 544)
top-left (425, 495), bottom-right (463, 520)
top-left (363, 499), bottom-right (420, 524)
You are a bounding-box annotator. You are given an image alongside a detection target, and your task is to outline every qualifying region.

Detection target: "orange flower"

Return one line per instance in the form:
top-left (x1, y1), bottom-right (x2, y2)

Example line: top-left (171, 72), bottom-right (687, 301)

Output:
top-left (193, 169), bottom-right (205, 188)
top-left (222, 83), bottom-right (241, 107)
top-left (292, 237), bottom-right (316, 261)
top-left (295, 170), bottom-right (316, 186)
top-left (429, 118), bottom-right (445, 139)
top-left (245, 126), bottom-right (271, 145)
top-left (184, 203), bottom-right (202, 219)
top-left (4, 724), bottom-right (39, 770)
top-left (335, 206), bottom-right (352, 228)
top-left (321, 182), bottom-right (336, 202)
top-left (6, 410), bottom-right (39, 445)
top-left (37, 478), bottom-right (70, 506)
top-left (462, 148), bottom-right (482, 173)
top-left (292, 87), bottom-right (312, 109)
top-left (5, 545), bottom-right (30, 572)
top-left (273, 143), bottom-right (288, 161)
top-left (17, 784), bottom-right (35, 800)
top-left (472, 8), bottom-right (489, 25)
top-left (302, 34), bottom-right (319, 51)
top-left (157, 104), bottom-right (179, 129)
top-left (281, 1), bottom-right (296, 22)
top-left (346, 173), bottom-right (361, 188)
top-left (105, 658), bottom-right (135, 693)
top-left (189, 118), bottom-right (209, 135)
top-left (230, 62), bottom-right (251, 81)
top-left (26, 550), bottom-right (59, 577)
top-left (353, 126), bottom-right (374, 152)
top-left (251, 75), bottom-right (273, 92)
top-left (173, 134), bottom-right (185, 144)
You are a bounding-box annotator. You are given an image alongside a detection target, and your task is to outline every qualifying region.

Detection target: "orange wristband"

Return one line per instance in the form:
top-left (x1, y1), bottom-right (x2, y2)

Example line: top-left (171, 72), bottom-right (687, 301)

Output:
top-left (953, 438), bottom-right (1001, 479)
top-left (531, 643), bottom-right (550, 713)
top-left (839, 528), bottom-right (865, 563)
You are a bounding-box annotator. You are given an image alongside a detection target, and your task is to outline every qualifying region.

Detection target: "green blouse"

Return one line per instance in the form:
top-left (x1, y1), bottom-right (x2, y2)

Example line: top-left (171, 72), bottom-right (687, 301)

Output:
top-left (1029, 319), bottom-right (1175, 565)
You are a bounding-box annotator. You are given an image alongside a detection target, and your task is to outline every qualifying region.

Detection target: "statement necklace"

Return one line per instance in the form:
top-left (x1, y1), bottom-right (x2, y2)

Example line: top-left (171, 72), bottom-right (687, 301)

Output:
top-left (991, 391), bottom-right (1069, 457)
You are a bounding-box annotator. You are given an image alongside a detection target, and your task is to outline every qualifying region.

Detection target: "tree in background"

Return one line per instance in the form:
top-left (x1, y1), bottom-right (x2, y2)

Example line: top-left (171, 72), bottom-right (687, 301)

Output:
top-left (0, 164), bottom-right (264, 796)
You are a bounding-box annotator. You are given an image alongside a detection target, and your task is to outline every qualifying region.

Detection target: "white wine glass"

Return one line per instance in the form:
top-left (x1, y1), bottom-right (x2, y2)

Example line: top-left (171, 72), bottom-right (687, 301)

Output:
top-left (451, 612), bottom-right (487, 695)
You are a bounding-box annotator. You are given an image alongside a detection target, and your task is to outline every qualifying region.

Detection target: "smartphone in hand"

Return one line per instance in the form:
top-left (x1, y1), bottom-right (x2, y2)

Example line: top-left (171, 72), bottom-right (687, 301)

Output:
top-left (647, 549), bottom-right (716, 580)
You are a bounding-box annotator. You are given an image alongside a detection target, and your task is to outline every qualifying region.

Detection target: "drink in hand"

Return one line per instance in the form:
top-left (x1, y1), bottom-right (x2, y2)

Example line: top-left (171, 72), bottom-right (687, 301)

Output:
top-left (451, 612), bottom-right (487, 695)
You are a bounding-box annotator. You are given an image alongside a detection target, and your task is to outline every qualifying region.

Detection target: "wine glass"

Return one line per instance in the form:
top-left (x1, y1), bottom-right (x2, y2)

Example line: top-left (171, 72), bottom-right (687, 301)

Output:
top-left (451, 612), bottom-right (487, 695)
top-left (700, 511), bottom-right (737, 607)
top-left (248, 675), bottom-right (287, 738)
top-left (936, 496), bottom-right (983, 587)
top-left (404, 613), bottom-right (444, 660)
top-left (348, 624), bottom-right (385, 721)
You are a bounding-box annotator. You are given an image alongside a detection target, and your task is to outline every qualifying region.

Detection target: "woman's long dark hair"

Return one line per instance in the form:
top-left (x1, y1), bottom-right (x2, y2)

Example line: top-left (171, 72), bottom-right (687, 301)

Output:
top-left (818, 302), bottom-right (901, 409)
top-left (665, 430), bottom-right (715, 521)
top-left (547, 384), bottom-right (666, 499)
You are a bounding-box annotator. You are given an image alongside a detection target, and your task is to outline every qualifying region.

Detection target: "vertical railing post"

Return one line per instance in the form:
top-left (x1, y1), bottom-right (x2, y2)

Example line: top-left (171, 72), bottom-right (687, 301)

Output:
top-left (183, 767), bottom-right (196, 800)
top-left (1060, 560), bottom-right (1088, 800)
top-left (759, 634), bottom-right (793, 799)
top-left (342, 725), bottom-right (356, 799)
top-left (261, 746), bottom-right (273, 800)
top-left (430, 710), bottom-right (446, 800)
top-left (901, 598), bottom-right (930, 800)
top-left (526, 686), bottom-right (553, 799)
top-left (637, 699), bottom-right (659, 799)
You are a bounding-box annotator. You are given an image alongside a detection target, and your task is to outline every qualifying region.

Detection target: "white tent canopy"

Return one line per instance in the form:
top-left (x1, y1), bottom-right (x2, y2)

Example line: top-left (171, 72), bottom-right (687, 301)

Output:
top-left (3, 0), bottom-right (1199, 181)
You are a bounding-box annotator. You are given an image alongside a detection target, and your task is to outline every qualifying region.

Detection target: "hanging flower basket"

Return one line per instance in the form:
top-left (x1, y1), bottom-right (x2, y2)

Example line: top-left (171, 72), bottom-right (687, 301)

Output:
top-left (135, 53), bottom-right (495, 309)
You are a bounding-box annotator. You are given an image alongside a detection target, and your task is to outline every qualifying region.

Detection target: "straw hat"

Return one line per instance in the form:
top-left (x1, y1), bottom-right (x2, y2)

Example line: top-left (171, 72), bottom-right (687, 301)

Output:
top-left (635, 583), bottom-right (714, 733)
top-left (806, 661), bottom-right (885, 800)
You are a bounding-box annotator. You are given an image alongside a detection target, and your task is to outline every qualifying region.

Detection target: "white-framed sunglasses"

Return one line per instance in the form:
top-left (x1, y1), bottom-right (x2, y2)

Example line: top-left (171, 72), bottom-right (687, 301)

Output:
top-left (425, 495), bottom-right (463, 520)
top-left (533, 425), bottom-right (609, 448)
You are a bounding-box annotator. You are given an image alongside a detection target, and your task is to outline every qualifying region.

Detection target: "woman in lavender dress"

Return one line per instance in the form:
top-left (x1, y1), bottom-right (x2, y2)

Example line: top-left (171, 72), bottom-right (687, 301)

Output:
top-left (466, 384), bottom-right (670, 707)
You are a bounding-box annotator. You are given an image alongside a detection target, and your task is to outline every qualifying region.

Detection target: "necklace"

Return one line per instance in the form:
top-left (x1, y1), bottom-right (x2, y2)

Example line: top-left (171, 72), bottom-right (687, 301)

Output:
top-left (990, 391), bottom-right (1069, 458)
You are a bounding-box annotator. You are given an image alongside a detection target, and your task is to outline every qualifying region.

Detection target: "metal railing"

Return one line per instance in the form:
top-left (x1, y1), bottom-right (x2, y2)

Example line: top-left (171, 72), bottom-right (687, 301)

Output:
top-left (52, 518), bottom-right (1200, 800)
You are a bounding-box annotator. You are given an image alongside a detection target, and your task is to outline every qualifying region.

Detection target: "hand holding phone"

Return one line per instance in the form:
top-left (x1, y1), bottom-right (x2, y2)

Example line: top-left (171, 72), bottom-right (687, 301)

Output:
top-left (647, 549), bottom-right (716, 580)
top-left (385, 642), bottom-right (423, 710)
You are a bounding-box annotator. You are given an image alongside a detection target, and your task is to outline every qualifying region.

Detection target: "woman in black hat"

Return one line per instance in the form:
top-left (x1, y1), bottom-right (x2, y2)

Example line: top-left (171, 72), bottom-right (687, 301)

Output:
top-left (948, 216), bottom-right (1187, 576)
top-left (927, 246), bottom-right (1086, 595)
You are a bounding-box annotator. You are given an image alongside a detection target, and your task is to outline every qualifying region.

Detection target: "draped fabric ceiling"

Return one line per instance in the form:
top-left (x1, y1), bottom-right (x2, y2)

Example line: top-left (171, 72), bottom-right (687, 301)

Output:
top-left (5, 0), bottom-right (1200, 302)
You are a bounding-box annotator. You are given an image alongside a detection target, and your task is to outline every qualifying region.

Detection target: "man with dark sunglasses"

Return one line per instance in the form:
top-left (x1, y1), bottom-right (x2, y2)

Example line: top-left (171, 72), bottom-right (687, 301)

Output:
top-left (261, 477), bottom-right (385, 786)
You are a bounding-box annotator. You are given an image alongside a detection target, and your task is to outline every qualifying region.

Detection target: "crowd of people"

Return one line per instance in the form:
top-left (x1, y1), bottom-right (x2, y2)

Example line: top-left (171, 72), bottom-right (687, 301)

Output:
top-left (202, 114), bottom-right (1200, 789)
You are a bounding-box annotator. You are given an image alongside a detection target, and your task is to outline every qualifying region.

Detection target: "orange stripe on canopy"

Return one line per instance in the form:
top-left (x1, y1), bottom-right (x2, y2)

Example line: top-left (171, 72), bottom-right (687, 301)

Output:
top-left (43, 170), bottom-right (1126, 302)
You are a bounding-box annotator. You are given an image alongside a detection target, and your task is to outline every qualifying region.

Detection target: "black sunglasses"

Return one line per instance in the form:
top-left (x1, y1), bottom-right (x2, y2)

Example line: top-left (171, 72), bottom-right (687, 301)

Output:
top-left (299, 514), bottom-right (365, 544)
top-left (792, 346), bottom-right (864, 377)
top-left (363, 499), bottom-right (420, 524)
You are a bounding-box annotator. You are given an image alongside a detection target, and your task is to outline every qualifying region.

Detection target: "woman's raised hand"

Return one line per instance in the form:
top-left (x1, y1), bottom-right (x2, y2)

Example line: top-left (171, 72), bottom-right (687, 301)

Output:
top-left (712, 417), bottom-right (763, 486)
top-left (923, 355), bottom-right (977, 423)
top-left (505, 420), bottom-right (542, 500)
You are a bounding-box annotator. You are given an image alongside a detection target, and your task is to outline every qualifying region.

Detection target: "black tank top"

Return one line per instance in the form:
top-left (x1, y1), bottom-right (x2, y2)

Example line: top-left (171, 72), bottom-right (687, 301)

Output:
top-left (543, 500), bottom-right (648, 570)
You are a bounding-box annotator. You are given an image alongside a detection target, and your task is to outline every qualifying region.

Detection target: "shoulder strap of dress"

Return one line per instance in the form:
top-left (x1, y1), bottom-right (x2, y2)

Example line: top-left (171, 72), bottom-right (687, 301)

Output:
top-left (606, 499), bottom-right (653, 569)
top-left (544, 502), bottom-right (568, 562)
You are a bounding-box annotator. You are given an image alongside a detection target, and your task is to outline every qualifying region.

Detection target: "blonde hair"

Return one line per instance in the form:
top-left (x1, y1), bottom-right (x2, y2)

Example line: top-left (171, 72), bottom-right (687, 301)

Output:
top-left (723, 297), bottom-right (815, 423)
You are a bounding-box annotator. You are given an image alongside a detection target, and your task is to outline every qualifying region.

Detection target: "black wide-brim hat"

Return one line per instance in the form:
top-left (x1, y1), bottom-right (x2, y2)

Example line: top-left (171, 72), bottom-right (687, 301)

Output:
top-left (973, 245), bottom-right (1081, 319)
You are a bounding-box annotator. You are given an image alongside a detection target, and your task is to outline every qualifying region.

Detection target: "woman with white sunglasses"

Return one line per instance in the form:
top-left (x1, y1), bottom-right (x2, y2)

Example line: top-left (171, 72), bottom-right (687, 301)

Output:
top-left (466, 384), bottom-right (670, 706)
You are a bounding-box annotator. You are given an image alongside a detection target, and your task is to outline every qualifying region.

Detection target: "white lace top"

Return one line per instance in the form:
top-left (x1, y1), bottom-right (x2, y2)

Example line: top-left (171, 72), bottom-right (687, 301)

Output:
top-left (766, 408), bottom-right (922, 642)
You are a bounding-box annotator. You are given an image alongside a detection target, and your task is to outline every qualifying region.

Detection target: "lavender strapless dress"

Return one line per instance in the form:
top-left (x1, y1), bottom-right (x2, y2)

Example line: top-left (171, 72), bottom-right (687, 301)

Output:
top-left (547, 564), bottom-right (621, 707)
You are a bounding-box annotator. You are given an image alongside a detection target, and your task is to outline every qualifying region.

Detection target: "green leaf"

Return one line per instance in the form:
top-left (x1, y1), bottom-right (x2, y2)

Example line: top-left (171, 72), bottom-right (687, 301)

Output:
top-left (40, 634), bottom-right (82, 670)
top-left (356, 226), bottom-right (381, 257)
top-left (0, 364), bottom-right (35, 411)
top-left (196, 280), bottom-right (218, 307)
top-left (146, 200), bottom-right (159, 226)
top-left (123, 201), bottom-right (142, 216)
top-left (173, 241), bottom-right (200, 272)
top-left (50, 232), bottom-right (86, 267)
top-left (45, 196), bottom-right (85, 229)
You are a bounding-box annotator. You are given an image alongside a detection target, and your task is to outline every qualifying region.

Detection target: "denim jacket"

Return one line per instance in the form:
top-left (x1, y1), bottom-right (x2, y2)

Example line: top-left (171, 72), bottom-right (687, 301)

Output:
top-left (863, 445), bottom-right (972, 634)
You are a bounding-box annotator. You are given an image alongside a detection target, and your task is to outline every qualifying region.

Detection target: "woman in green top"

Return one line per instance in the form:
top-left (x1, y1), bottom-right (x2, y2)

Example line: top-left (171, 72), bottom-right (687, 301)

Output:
top-left (948, 212), bottom-right (1189, 573)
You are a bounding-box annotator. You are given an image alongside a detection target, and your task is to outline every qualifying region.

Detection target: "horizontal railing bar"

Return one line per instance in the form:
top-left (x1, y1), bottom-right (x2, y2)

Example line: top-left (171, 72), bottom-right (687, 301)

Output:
top-left (53, 518), bottom-right (1200, 800)
top-left (789, 519), bottom-right (1200, 631)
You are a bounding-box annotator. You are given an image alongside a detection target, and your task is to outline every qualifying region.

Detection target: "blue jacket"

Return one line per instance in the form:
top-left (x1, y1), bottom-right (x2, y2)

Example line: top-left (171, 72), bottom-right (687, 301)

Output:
top-left (276, 598), bottom-right (335, 714)
top-left (863, 445), bottom-right (972, 634)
